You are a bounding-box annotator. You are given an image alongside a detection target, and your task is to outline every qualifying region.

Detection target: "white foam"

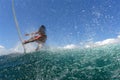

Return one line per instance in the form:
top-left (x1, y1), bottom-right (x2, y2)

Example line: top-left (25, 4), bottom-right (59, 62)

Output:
top-left (1, 35), bottom-right (120, 56)
top-left (0, 42), bottom-right (37, 56)
top-left (13, 42), bottom-right (37, 53)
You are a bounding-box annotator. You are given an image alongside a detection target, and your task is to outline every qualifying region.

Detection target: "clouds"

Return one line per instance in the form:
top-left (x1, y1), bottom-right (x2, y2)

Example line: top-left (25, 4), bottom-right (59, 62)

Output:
top-left (63, 44), bottom-right (77, 49)
top-left (0, 35), bottom-right (120, 55)
top-left (0, 45), bottom-right (9, 56)
top-left (13, 42), bottom-right (36, 53)
top-left (0, 42), bottom-right (37, 56)
top-left (64, 35), bottom-right (120, 49)
top-left (0, 45), bottom-right (4, 49)
top-left (91, 35), bottom-right (120, 47)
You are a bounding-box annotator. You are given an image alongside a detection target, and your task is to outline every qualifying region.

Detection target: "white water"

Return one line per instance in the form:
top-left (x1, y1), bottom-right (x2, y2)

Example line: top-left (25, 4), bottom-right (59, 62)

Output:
top-left (1, 35), bottom-right (120, 56)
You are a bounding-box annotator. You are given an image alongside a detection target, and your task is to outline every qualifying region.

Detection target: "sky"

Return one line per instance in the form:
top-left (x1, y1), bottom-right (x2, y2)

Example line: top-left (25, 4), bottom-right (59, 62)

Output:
top-left (1, 0), bottom-right (120, 50)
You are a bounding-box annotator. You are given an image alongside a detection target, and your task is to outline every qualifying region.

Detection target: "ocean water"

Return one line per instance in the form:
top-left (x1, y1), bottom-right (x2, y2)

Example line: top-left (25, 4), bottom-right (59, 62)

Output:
top-left (0, 44), bottom-right (120, 80)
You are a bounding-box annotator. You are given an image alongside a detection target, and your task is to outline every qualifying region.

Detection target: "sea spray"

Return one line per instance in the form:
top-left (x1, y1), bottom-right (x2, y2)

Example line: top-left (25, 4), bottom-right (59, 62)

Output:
top-left (0, 44), bottom-right (120, 80)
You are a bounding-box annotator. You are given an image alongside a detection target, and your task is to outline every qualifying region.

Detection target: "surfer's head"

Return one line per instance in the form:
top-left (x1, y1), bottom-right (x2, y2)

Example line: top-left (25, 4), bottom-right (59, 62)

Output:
top-left (38, 25), bottom-right (46, 34)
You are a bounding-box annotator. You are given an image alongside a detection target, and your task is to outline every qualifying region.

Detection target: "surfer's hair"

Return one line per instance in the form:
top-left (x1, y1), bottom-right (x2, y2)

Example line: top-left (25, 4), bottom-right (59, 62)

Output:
top-left (38, 25), bottom-right (46, 34)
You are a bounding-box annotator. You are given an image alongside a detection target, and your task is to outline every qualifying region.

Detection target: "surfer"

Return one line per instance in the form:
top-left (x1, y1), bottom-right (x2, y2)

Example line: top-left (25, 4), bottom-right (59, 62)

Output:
top-left (23, 25), bottom-right (47, 51)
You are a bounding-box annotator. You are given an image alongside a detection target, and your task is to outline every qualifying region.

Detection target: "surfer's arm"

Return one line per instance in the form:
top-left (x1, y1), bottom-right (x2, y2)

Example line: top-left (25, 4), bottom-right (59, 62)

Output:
top-left (25, 32), bottom-right (38, 36)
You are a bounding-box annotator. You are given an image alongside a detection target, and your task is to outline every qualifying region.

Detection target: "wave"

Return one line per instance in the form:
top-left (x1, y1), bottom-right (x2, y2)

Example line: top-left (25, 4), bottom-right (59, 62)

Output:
top-left (0, 44), bottom-right (120, 80)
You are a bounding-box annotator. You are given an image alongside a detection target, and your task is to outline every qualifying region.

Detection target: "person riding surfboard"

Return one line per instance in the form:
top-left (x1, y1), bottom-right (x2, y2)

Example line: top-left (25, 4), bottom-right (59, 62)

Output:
top-left (23, 25), bottom-right (47, 51)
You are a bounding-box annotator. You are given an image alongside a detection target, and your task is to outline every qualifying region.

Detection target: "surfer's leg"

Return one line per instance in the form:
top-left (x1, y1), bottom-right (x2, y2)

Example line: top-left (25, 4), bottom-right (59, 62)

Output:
top-left (35, 43), bottom-right (44, 51)
top-left (35, 45), bottom-right (39, 51)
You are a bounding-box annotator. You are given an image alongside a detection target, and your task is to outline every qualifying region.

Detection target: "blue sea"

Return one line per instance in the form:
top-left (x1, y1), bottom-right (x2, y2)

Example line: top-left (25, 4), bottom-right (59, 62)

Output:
top-left (0, 44), bottom-right (120, 80)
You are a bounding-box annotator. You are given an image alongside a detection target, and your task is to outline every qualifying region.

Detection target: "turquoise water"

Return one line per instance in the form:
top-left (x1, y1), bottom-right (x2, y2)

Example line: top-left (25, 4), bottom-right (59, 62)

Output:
top-left (0, 44), bottom-right (120, 80)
